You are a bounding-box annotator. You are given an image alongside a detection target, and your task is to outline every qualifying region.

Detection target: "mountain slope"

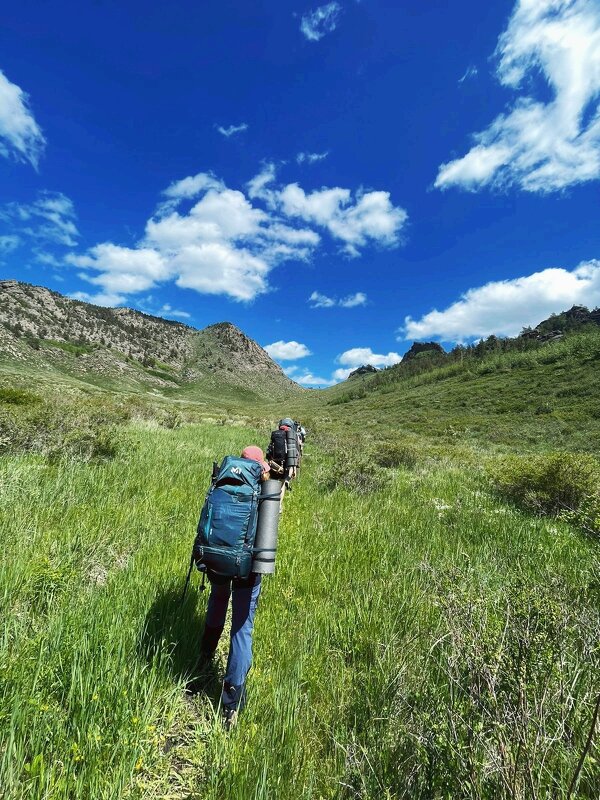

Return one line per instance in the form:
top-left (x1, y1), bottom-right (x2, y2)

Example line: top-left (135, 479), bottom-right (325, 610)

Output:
top-left (292, 326), bottom-right (600, 453)
top-left (0, 280), bottom-right (297, 396)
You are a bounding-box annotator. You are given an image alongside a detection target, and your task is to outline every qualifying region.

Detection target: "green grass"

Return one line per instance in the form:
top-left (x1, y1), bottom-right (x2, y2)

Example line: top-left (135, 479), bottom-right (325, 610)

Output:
top-left (41, 339), bottom-right (97, 356)
top-left (295, 329), bottom-right (600, 453)
top-left (1, 327), bottom-right (599, 798)
top-left (1, 421), bottom-right (599, 799)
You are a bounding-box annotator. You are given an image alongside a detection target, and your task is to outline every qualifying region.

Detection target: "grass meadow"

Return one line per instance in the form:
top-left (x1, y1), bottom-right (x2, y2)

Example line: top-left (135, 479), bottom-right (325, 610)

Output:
top-left (1, 415), bottom-right (599, 799)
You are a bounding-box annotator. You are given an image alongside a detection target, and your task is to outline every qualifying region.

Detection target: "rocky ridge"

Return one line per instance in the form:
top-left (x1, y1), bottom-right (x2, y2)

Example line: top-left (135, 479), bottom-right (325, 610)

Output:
top-left (0, 280), bottom-right (296, 393)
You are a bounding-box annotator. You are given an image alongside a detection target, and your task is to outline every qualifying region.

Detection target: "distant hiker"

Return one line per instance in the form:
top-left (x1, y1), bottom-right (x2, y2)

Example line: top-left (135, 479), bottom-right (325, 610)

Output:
top-left (194, 445), bottom-right (270, 728)
top-left (295, 421), bottom-right (306, 458)
top-left (266, 418), bottom-right (299, 509)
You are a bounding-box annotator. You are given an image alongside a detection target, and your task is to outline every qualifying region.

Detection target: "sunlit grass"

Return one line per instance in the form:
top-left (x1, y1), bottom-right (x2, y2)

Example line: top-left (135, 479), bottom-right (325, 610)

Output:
top-left (1, 422), bottom-right (598, 799)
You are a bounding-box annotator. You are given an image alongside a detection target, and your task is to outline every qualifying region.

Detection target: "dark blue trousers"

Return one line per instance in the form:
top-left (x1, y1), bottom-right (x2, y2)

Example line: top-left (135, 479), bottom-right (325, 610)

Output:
top-left (202, 572), bottom-right (262, 711)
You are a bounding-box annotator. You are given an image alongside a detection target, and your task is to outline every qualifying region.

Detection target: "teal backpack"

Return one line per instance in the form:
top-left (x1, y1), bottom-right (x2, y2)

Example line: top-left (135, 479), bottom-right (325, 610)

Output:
top-left (193, 456), bottom-right (263, 580)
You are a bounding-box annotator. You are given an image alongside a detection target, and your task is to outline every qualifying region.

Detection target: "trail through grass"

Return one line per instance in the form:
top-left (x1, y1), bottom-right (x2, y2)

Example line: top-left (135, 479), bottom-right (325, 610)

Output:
top-left (1, 423), bottom-right (599, 798)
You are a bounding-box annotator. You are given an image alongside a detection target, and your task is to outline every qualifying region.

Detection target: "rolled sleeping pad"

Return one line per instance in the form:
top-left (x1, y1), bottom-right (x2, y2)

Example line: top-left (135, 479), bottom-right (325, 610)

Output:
top-left (252, 479), bottom-right (282, 574)
top-left (285, 427), bottom-right (299, 467)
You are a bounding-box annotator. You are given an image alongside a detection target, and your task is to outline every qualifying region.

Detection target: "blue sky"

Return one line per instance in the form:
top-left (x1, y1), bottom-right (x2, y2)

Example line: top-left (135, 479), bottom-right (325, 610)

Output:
top-left (1, 0), bottom-right (600, 386)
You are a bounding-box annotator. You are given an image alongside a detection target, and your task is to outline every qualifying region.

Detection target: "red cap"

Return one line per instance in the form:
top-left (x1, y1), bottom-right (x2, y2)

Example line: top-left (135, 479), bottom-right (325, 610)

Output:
top-left (241, 446), bottom-right (269, 474)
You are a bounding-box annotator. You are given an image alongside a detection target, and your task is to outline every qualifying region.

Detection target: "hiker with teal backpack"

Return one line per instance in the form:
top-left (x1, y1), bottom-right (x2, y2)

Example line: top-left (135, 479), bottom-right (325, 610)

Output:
top-left (191, 445), bottom-right (274, 728)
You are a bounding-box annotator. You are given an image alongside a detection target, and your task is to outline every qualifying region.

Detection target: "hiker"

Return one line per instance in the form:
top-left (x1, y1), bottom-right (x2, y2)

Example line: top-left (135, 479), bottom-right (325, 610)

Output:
top-left (295, 421), bottom-right (306, 458)
top-left (266, 418), bottom-right (298, 510)
top-left (196, 445), bottom-right (270, 728)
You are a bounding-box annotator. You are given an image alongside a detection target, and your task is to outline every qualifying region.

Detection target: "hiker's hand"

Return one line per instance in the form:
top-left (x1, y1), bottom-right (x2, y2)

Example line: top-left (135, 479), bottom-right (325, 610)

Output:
top-left (288, 467), bottom-right (296, 479)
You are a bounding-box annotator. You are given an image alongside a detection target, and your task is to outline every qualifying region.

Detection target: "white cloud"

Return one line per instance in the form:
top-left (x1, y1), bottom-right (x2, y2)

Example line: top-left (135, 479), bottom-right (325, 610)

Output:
top-left (280, 184), bottom-right (407, 255)
top-left (282, 343), bottom-right (402, 387)
top-left (402, 260), bottom-right (600, 342)
top-left (67, 243), bottom-right (170, 305)
top-left (296, 371), bottom-right (336, 387)
top-left (160, 303), bottom-right (191, 320)
top-left (246, 162), bottom-right (278, 202)
top-left (0, 70), bottom-right (45, 168)
top-left (297, 151), bottom-right (329, 164)
top-left (251, 165), bottom-right (407, 256)
top-left (216, 123), bottom-right (249, 138)
top-left (163, 172), bottom-right (224, 200)
top-left (332, 347), bottom-right (402, 381)
top-left (339, 291), bottom-right (367, 308)
top-left (458, 65), bottom-right (478, 84)
top-left (436, 0), bottom-right (600, 193)
top-left (173, 243), bottom-right (270, 301)
top-left (70, 290), bottom-right (126, 307)
top-left (0, 234), bottom-right (20, 254)
top-left (68, 165), bottom-right (405, 306)
top-left (1, 192), bottom-right (79, 247)
top-left (337, 347), bottom-right (402, 369)
top-left (264, 340), bottom-right (312, 360)
top-left (309, 290), bottom-right (336, 308)
top-left (300, 2), bottom-right (342, 42)
top-left (309, 290), bottom-right (367, 308)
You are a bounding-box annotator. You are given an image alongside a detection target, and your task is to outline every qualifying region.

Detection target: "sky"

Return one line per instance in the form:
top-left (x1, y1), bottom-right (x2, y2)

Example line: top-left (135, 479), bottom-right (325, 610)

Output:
top-left (1, 0), bottom-right (600, 386)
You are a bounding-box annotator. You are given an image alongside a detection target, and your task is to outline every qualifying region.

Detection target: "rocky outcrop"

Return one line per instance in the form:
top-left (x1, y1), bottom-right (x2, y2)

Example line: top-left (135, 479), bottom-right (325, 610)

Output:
top-left (521, 305), bottom-right (600, 341)
top-left (402, 341), bottom-right (445, 361)
top-left (348, 364), bottom-right (379, 378)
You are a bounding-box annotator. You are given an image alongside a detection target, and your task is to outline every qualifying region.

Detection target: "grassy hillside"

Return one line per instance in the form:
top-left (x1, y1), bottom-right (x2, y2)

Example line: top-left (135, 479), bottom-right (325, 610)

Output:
top-left (1, 410), bottom-right (599, 799)
top-left (295, 328), bottom-right (600, 454)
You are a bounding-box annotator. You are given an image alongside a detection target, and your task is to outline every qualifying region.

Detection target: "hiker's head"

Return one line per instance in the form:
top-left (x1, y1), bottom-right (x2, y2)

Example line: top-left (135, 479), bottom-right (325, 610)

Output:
top-left (241, 446), bottom-right (270, 479)
top-left (279, 418), bottom-right (294, 429)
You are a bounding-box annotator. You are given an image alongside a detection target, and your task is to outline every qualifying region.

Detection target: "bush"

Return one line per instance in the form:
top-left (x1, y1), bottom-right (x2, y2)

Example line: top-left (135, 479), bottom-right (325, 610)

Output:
top-left (372, 439), bottom-right (419, 469)
top-left (0, 397), bottom-right (123, 463)
top-left (318, 445), bottom-right (391, 495)
top-left (488, 452), bottom-right (600, 535)
top-left (0, 387), bottom-right (41, 406)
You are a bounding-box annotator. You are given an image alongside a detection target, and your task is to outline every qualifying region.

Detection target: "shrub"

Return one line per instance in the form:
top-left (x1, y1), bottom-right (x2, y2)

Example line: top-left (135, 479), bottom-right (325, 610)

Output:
top-left (372, 440), bottom-right (419, 469)
top-left (488, 452), bottom-right (600, 535)
top-left (0, 397), bottom-right (123, 463)
top-left (0, 387), bottom-right (41, 406)
top-left (318, 445), bottom-right (391, 495)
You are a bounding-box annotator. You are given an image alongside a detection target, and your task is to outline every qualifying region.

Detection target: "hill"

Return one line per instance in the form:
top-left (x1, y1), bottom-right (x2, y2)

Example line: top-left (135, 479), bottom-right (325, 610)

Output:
top-left (294, 323), bottom-right (600, 454)
top-left (0, 280), bottom-right (297, 398)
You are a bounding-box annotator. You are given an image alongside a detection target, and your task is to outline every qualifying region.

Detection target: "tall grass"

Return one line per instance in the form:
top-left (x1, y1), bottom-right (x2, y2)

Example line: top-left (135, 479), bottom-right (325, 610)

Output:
top-left (1, 422), bottom-right (599, 798)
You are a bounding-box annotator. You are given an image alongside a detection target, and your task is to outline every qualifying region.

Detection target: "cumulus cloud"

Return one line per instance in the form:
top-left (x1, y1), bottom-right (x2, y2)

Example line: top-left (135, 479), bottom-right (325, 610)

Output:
top-left (297, 151), bottom-right (329, 164)
top-left (295, 371), bottom-right (336, 387)
top-left (331, 347), bottom-right (402, 381)
top-left (1, 192), bottom-right (79, 247)
top-left (216, 123), bottom-right (249, 138)
top-left (250, 164), bottom-right (407, 256)
top-left (280, 184), bottom-right (406, 255)
top-left (264, 340), bottom-right (312, 360)
top-left (67, 243), bottom-right (169, 305)
top-left (0, 70), bottom-right (45, 168)
top-left (402, 260), bottom-right (600, 342)
top-left (300, 2), bottom-right (342, 41)
top-left (309, 290), bottom-right (367, 308)
top-left (436, 0), bottom-right (600, 193)
top-left (66, 165), bottom-right (405, 306)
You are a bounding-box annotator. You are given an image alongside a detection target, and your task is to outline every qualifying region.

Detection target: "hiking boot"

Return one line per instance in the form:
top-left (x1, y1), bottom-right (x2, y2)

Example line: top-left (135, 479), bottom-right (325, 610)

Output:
top-left (223, 707), bottom-right (238, 730)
